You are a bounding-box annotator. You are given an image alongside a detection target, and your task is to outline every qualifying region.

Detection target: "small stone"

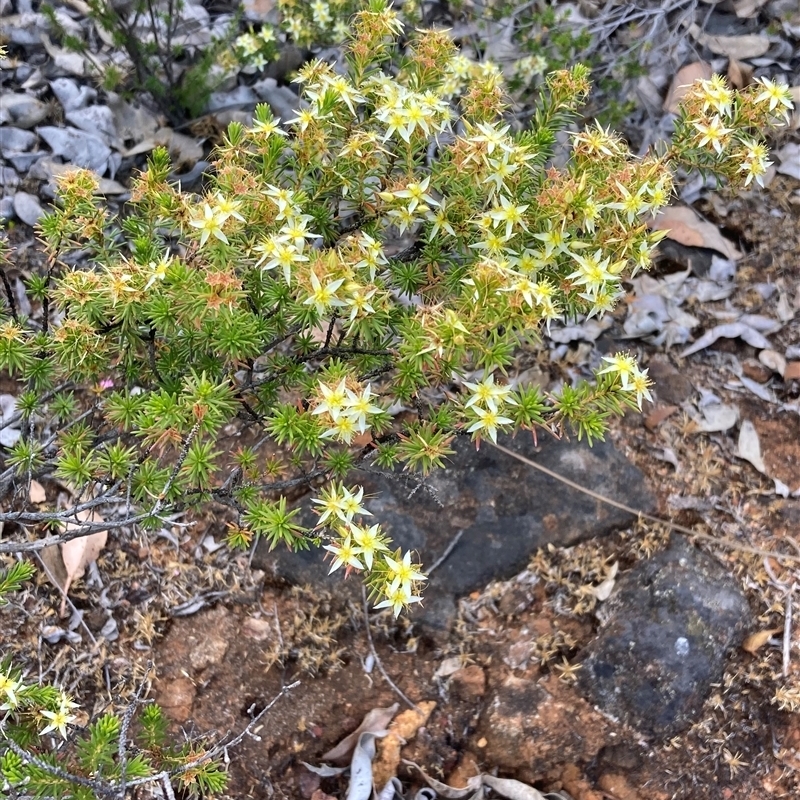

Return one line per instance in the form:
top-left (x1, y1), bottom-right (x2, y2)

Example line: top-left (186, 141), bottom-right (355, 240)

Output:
top-left (450, 665), bottom-right (486, 702)
top-left (742, 358), bottom-right (771, 383)
top-left (0, 126), bottom-right (38, 155)
top-left (188, 633), bottom-right (229, 671)
top-left (0, 93), bottom-right (49, 128)
top-left (578, 539), bottom-right (749, 739)
top-left (0, 196), bottom-right (15, 223)
top-left (50, 78), bottom-right (97, 112)
top-left (66, 106), bottom-right (119, 148)
top-left (157, 676), bottom-right (195, 722)
top-left (784, 362), bottom-right (800, 381)
top-left (646, 355), bottom-right (694, 405)
top-left (13, 192), bottom-right (45, 227)
top-left (0, 166), bottom-right (20, 189)
top-left (242, 616), bottom-right (272, 640)
top-left (478, 675), bottom-right (607, 771)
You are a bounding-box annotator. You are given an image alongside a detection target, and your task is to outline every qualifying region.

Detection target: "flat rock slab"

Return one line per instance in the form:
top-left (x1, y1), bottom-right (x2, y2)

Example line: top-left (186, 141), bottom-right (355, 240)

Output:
top-left (578, 538), bottom-right (750, 739)
top-left (254, 433), bottom-right (655, 623)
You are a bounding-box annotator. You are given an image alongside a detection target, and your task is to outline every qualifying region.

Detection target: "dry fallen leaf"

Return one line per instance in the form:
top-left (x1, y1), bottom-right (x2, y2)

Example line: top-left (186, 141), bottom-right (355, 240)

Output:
top-left (689, 25), bottom-right (770, 60)
top-left (29, 479), bottom-right (47, 504)
top-left (650, 206), bottom-right (742, 260)
top-left (727, 58), bottom-right (753, 90)
top-left (663, 62), bottom-right (712, 114)
top-left (742, 628), bottom-right (781, 654)
top-left (731, 0), bottom-right (769, 18)
top-left (60, 513), bottom-right (107, 616)
top-left (644, 404), bottom-right (679, 430)
top-left (322, 704), bottom-right (398, 761)
top-left (784, 362), bottom-right (800, 381)
top-left (737, 419), bottom-right (766, 475)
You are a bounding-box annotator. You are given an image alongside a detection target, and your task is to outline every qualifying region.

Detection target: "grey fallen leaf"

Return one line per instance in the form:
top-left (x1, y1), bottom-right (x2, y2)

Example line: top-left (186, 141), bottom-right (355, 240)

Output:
top-left (322, 703), bottom-right (398, 761)
top-left (377, 777), bottom-right (407, 800)
top-left (0, 197), bottom-right (14, 223)
top-left (347, 731), bottom-right (385, 800)
top-left (680, 322), bottom-right (771, 358)
top-left (774, 478), bottom-right (790, 498)
top-left (482, 775), bottom-right (547, 800)
top-left (0, 393), bottom-right (22, 447)
top-left (13, 192), bottom-right (45, 227)
top-left (37, 126), bottom-right (111, 174)
top-left (693, 403), bottom-right (739, 433)
top-left (738, 375), bottom-right (777, 404)
top-left (300, 761), bottom-right (347, 778)
top-left (434, 656), bottom-right (464, 679)
top-left (0, 12), bottom-right (49, 46)
top-left (654, 448), bottom-right (681, 471)
top-left (207, 85), bottom-right (259, 113)
top-left (776, 292), bottom-right (794, 323)
top-left (737, 420), bottom-right (766, 474)
top-left (738, 314), bottom-right (783, 334)
top-left (708, 255), bottom-right (737, 282)
top-left (0, 93), bottom-right (49, 128)
top-left (590, 562), bottom-right (619, 602)
top-left (548, 317), bottom-right (612, 344)
top-left (775, 143), bottom-right (800, 180)
top-left (404, 761), bottom-right (482, 799)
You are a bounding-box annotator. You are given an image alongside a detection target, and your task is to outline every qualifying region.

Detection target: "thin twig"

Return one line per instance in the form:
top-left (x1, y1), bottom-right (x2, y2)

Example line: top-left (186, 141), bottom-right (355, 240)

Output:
top-left (784, 587), bottom-right (794, 679)
top-left (118, 663), bottom-right (153, 798)
top-left (489, 441), bottom-right (800, 565)
top-left (427, 529), bottom-right (465, 575)
top-left (361, 586), bottom-right (420, 712)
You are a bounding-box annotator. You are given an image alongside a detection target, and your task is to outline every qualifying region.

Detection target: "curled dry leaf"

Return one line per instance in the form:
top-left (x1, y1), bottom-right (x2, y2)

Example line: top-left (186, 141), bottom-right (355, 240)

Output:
top-left (59, 510), bottom-right (107, 616)
top-left (590, 562), bottom-right (619, 602)
top-left (680, 322), bottom-right (771, 358)
top-left (651, 206), bottom-right (741, 261)
top-left (742, 628), bottom-right (782, 655)
top-left (322, 703), bottom-right (398, 761)
top-left (727, 58), bottom-right (753, 90)
top-left (737, 420), bottom-right (766, 475)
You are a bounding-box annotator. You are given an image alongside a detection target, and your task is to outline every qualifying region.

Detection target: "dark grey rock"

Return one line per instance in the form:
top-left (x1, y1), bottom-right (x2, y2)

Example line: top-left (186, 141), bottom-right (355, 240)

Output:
top-left (15, 64), bottom-right (34, 83)
top-left (0, 93), bottom-right (49, 128)
top-left (0, 196), bottom-right (15, 223)
top-left (7, 152), bottom-right (42, 172)
top-left (254, 433), bottom-right (655, 626)
top-left (578, 538), bottom-right (750, 739)
top-left (0, 167), bottom-right (20, 189)
top-left (65, 106), bottom-right (119, 148)
top-left (50, 78), bottom-right (96, 113)
top-left (0, 12), bottom-right (47, 46)
top-left (37, 126), bottom-right (111, 174)
top-left (13, 192), bottom-right (45, 226)
top-left (207, 85), bottom-right (259, 112)
top-left (0, 126), bottom-right (38, 155)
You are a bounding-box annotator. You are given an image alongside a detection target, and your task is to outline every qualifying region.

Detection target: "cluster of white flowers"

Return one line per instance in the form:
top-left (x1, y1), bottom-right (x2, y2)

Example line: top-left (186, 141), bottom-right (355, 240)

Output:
top-left (597, 353), bottom-right (653, 409)
top-left (373, 81), bottom-right (451, 143)
top-left (312, 379), bottom-right (383, 443)
top-left (312, 483), bottom-right (426, 615)
top-left (188, 192), bottom-right (245, 247)
top-left (1, 669), bottom-right (79, 739)
top-left (235, 26), bottom-right (276, 70)
top-left (463, 372), bottom-right (517, 443)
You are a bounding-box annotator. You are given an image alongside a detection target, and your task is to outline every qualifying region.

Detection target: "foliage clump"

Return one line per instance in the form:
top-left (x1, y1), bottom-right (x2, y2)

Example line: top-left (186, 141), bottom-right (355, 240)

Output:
top-left (0, 4), bottom-right (793, 618)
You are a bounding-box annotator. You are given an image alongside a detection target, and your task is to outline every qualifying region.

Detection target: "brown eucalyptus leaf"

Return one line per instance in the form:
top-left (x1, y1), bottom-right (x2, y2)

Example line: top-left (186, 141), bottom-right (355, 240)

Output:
top-left (743, 628), bottom-right (781, 654)
top-left (651, 206), bottom-right (742, 260)
top-left (663, 62), bottom-right (712, 114)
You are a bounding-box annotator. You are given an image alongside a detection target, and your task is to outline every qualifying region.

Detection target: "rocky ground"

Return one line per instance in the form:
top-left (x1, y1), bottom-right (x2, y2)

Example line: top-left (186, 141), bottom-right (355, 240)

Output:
top-left (2, 0), bottom-right (800, 798)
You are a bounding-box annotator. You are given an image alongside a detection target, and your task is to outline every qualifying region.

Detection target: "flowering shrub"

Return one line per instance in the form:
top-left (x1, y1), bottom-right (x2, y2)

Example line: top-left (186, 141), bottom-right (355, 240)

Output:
top-left (0, 3), bottom-right (794, 624)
